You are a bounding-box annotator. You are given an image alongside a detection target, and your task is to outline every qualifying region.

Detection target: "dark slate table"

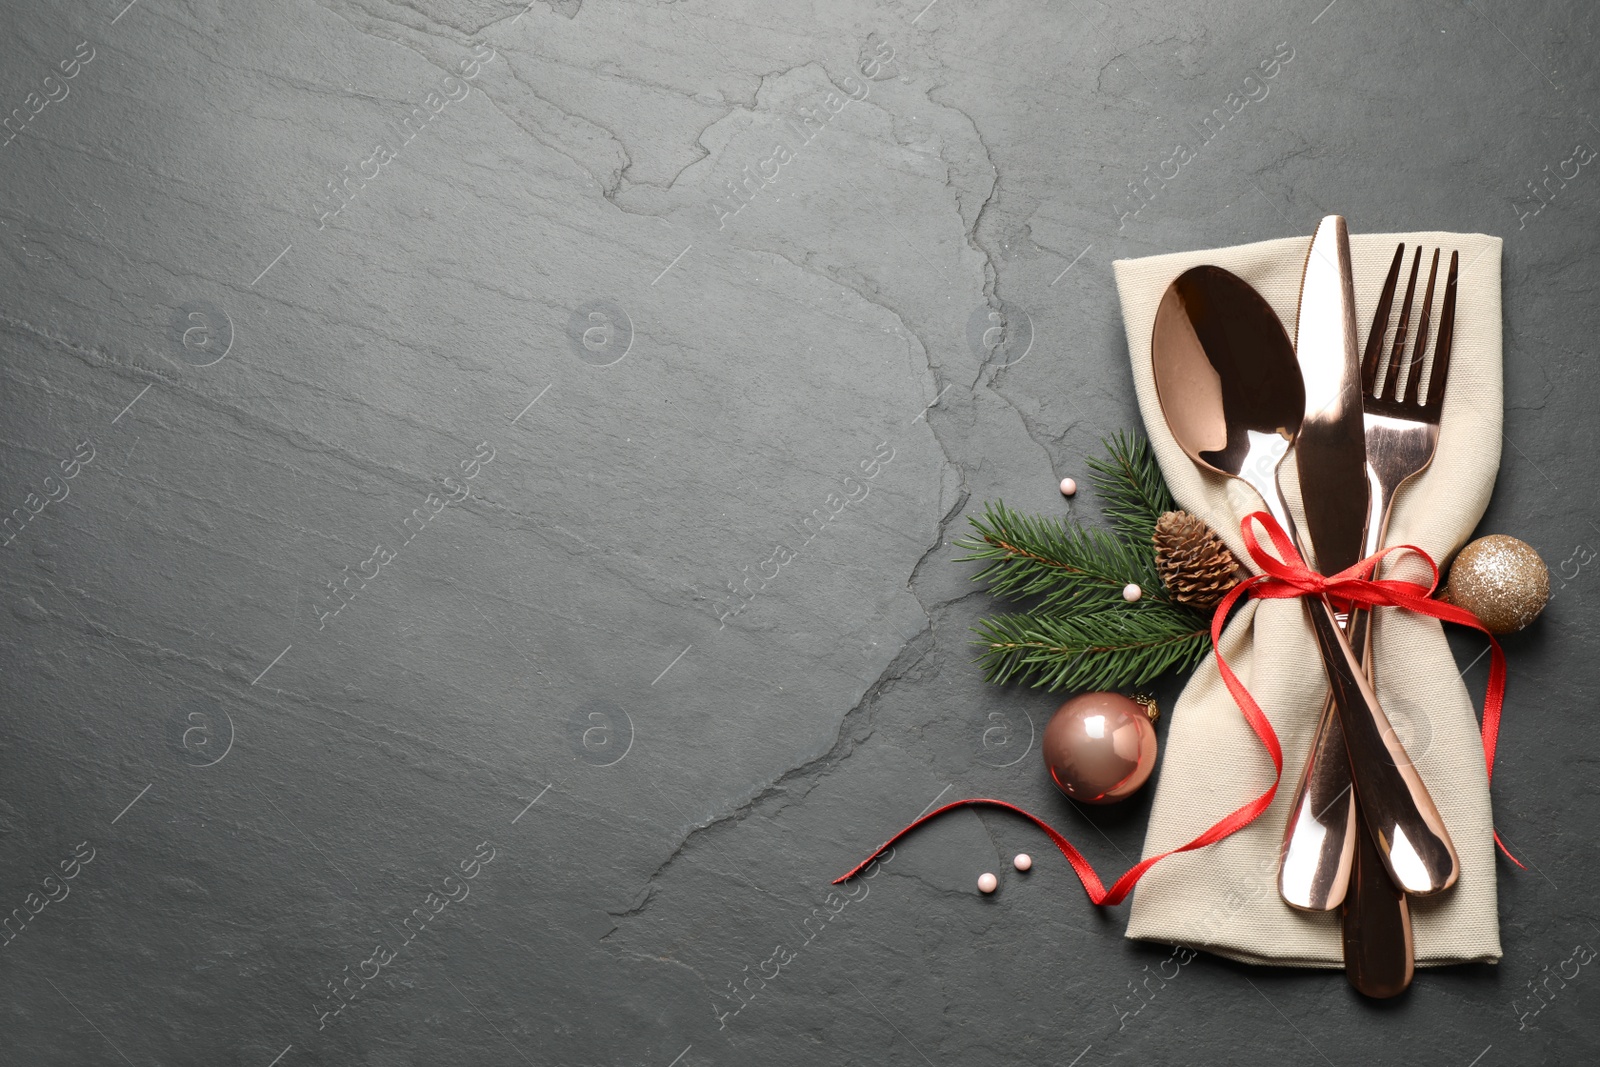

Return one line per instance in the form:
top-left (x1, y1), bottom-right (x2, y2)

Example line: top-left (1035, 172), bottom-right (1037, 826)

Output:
top-left (2, 1), bottom-right (1594, 1064)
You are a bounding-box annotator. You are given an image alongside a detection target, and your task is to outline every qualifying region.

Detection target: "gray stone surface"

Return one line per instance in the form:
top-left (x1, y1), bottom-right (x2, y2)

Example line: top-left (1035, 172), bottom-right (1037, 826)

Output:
top-left (0, 0), bottom-right (1595, 1064)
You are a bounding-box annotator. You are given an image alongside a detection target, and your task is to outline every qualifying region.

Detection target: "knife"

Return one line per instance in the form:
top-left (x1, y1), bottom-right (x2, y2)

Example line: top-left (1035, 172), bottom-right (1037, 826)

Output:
top-left (1286, 216), bottom-right (1458, 899)
top-left (1284, 216), bottom-right (1414, 996)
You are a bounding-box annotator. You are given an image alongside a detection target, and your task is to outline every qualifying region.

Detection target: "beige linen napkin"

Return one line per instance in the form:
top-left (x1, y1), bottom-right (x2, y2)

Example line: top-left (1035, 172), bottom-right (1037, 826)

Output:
top-left (1112, 232), bottom-right (1504, 968)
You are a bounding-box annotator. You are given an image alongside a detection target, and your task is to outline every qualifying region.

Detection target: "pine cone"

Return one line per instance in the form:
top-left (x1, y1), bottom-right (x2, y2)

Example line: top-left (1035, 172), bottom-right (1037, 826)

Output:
top-left (1153, 511), bottom-right (1244, 610)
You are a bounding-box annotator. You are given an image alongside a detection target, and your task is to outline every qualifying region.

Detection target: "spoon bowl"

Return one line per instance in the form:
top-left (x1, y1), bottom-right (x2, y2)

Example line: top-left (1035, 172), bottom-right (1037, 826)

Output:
top-left (1151, 265), bottom-right (1304, 520)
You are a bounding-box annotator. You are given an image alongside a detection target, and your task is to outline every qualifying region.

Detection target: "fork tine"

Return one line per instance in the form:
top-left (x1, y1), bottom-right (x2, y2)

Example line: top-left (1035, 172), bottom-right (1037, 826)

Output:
top-left (1423, 250), bottom-right (1459, 413)
top-left (1363, 244), bottom-right (1406, 397)
top-left (1404, 249), bottom-right (1441, 405)
top-left (1385, 247), bottom-right (1423, 398)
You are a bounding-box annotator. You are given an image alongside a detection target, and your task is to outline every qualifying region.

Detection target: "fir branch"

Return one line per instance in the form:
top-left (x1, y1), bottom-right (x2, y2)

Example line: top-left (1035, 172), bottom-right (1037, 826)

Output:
top-left (958, 431), bottom-right (1214, 692)
top-left (973, 604), bottom-right (1211, 691)
top-left (1085, 430), bottom-right (1177, 543)
top-left (954, 500), bottom-right (1167, 616)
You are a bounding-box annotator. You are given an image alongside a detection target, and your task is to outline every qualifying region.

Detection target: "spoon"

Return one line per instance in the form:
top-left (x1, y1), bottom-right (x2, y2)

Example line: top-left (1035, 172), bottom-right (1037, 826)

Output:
top-left (1150, 265), bottom-right (1303, 535)
top-left (1149, 266), bottom-right (1459, 898)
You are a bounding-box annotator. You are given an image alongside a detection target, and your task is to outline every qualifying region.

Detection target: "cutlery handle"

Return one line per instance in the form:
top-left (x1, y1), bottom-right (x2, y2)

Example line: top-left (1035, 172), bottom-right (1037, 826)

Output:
top-left (1342, 607), bottom-right (1414, 996)
top-left (1279, 683), bottom-right (1357, 910)
top-left (1342, 796), bottom-right (1415, 998)
top-left (1279, 603), bottom-right (1380, 910)
top-left (1281, 606), bottom-right (1416, 992)
top-left (1303, 594), bottom-right (1459, 896)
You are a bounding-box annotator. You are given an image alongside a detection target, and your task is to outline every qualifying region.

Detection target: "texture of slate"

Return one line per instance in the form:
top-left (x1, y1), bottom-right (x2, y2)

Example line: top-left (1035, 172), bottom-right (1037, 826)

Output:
top-left (0, 1), bottom-right (1595, 1064)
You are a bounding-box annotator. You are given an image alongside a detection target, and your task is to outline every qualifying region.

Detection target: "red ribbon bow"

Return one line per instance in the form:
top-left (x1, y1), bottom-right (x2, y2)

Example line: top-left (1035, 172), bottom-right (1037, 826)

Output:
top-left (834, 512), bottom-right (1516, 903)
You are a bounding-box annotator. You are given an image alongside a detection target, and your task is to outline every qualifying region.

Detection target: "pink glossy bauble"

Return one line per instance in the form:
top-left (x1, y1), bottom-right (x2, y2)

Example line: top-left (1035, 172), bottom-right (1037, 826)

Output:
top-left (1042, 692), bottom-right (1158, 804)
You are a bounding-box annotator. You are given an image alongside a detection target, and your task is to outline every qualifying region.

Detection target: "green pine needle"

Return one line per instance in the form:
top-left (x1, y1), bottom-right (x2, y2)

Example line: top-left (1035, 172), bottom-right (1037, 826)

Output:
top-left (972, 605), bottom-right (1211, 691)
top-left (954, 500), bottom-right (1166, 616)
top-left (958, 431), bottom-right (1213, 691)
top-left (1084, 430), bottom-right (1178, 543)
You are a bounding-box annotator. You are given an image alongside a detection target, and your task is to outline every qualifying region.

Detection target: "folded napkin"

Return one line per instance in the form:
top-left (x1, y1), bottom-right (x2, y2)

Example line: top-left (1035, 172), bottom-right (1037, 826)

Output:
top-left (1112, 232), bottom-right (1504, 968)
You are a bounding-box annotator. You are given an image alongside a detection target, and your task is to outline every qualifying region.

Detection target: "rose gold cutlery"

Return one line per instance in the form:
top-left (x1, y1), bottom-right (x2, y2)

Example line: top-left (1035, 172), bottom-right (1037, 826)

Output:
top-left (1150, 246), bottom-right (1456, 901)
top-left (1150, 265), bottom-right (1303, 534)
top-left (1280, 244), bottom-right (1455, 910)
top-left (1280, 244), bottom-right (1458, 886)
top-left (1281, 240), bottom-right (1459, 995)
top-left (1150, 220), bottom-right (1462, 998)
top-left (1282, 218), bottom-right (1458, 905)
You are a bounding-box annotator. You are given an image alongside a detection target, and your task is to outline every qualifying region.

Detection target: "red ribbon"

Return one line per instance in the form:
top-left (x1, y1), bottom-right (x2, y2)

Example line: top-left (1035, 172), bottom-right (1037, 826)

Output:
top-left (834, 511), bottom-right (1517, 902)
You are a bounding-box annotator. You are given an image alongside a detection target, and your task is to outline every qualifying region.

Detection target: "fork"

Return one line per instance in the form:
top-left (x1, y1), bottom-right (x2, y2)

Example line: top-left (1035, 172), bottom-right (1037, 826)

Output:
top-left (1279, 243), bottom-right (1458, 951)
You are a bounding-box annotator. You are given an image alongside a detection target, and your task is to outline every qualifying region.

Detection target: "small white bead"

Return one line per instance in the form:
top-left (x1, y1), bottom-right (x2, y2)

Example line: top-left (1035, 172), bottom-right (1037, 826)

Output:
top-left (1013, 853), bottom-right (1032, 872)
top-left (977, 872), bottom-right (998, 894)
top-left (1059, 477), bottom-right (1077, 496)
top-left (1122, 582), bottom-right (1142, 603)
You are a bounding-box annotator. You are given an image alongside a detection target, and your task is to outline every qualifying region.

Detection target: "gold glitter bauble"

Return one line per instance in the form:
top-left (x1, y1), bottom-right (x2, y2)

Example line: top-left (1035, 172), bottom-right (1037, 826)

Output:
top-left (1441, 535), bottom-right (1550, 634)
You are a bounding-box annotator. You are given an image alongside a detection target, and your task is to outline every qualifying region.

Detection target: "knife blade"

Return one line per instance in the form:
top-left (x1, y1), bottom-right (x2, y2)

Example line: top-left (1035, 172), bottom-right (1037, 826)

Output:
top-left (1288, 216), bottom-right (1458, 898)
top-left (1292, 215), bottom-right (1369, 577)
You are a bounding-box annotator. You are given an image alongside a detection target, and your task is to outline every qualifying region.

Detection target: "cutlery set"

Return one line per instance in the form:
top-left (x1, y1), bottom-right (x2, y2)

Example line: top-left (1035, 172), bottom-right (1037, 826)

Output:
top-left (1150, 217), bottom-right (1461, 997)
